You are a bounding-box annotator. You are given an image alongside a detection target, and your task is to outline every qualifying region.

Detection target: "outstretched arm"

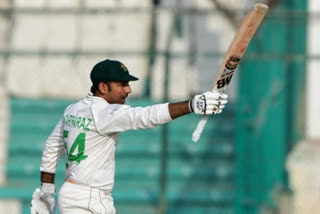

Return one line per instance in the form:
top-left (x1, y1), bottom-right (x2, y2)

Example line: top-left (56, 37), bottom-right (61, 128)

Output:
top-left (168, 101), bottom-right (191, 120)
top-left (94, 91), bottom-right (228, 134)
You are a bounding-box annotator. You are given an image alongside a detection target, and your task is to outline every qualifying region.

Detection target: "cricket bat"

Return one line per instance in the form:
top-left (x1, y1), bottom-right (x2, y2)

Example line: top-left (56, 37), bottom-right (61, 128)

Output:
top-left (192, 3), bottom-right (269, 142)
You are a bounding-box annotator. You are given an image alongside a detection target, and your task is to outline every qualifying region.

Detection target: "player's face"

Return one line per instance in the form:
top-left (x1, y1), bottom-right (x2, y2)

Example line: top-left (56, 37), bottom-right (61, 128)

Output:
top-left (105, 81), bottom-right (132, 104)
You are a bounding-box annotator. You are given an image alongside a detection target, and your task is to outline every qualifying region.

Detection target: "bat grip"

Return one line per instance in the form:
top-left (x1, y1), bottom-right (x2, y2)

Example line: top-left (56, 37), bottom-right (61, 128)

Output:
top-left (192, 115), bottom-right (209, 142)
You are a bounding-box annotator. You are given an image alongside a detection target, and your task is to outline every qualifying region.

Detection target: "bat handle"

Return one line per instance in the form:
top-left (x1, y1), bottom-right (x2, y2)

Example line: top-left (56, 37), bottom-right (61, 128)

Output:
top-left (192, 115), bottom-right (209, 142)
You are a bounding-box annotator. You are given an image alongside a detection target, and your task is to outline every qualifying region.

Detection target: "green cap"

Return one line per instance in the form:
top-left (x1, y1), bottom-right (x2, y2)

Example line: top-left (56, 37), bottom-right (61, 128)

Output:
top-left (90, 59), bottom-right (139, 86)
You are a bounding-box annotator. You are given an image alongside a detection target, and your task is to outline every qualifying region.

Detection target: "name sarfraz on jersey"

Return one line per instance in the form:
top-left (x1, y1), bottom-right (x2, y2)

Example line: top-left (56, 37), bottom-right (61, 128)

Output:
top-left (64, 114), bottom-right (92, 131)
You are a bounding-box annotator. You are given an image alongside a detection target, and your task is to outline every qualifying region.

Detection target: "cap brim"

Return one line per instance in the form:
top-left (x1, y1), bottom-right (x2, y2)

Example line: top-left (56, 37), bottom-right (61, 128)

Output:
top-left (101, 74), bottom-right (139, 82)
top-left (127, 75), bottom-right (139, 81)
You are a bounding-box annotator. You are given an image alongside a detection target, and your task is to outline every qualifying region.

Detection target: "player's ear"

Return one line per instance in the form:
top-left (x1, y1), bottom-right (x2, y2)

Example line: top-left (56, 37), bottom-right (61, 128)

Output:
top-left (98, 82), bottom-right (108, 95)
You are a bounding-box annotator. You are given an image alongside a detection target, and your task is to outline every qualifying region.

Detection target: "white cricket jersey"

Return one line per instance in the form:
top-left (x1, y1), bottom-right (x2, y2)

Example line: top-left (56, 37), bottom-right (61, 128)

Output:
top-left (40, 94), bottom-right (172, 191)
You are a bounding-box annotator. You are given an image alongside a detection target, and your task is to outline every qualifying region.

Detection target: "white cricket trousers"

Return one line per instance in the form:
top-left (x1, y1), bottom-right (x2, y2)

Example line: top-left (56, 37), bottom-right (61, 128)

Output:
top-left (58, 181), bottom-right (116, 214)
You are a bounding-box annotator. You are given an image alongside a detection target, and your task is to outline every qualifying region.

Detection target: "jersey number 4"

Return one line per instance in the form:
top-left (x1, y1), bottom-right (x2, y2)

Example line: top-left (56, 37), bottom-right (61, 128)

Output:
top-left (63, 130), bottom-right (88, 166)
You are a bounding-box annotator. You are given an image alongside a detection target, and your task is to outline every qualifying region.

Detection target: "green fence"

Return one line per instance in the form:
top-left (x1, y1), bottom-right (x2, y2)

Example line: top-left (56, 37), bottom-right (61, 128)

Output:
top-left (236, 0), bottom-right (307, 213)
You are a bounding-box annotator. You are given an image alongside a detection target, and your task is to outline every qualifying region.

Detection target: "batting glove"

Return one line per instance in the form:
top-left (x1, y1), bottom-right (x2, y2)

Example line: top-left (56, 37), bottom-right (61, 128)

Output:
top-left (189, 91), bottom-right (228, 115)
top-left (31, 183), bottom-right (56, 214)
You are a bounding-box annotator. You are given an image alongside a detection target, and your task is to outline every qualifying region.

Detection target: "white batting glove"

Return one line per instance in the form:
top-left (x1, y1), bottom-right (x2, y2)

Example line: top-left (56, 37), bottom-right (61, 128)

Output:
top-left (31, 183), bottom-right (56, 214)
top-left (189, 91), bottom-right (228, 115)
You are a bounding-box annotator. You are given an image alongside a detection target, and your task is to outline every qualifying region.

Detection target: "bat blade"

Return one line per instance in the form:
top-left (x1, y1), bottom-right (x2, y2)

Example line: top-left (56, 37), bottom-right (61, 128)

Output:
top-left (192, 3), bottom-right (269, 143)
top-left (213, 3), bottom-right (268, 93)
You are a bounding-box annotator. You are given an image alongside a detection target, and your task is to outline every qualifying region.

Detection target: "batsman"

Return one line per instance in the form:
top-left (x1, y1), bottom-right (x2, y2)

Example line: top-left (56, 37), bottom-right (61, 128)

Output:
top-left (30, 59), bottom-right (228, 214)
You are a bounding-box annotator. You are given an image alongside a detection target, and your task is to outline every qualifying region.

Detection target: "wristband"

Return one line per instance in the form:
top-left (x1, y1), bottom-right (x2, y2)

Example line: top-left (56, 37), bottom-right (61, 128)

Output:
top-left (188, 100), bottom-right (194, 112)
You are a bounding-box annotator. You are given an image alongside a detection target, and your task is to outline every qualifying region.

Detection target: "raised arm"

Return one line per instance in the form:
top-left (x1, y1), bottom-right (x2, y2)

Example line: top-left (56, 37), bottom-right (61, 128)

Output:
top-left (168, 100), bottom-right (190, 119)
top-left (93, 91), bottom-right (228, 135)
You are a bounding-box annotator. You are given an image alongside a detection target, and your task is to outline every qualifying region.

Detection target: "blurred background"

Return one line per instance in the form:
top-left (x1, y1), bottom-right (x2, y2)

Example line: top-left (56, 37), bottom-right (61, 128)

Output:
top-left (0, 0), bottom-right (318, 213)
